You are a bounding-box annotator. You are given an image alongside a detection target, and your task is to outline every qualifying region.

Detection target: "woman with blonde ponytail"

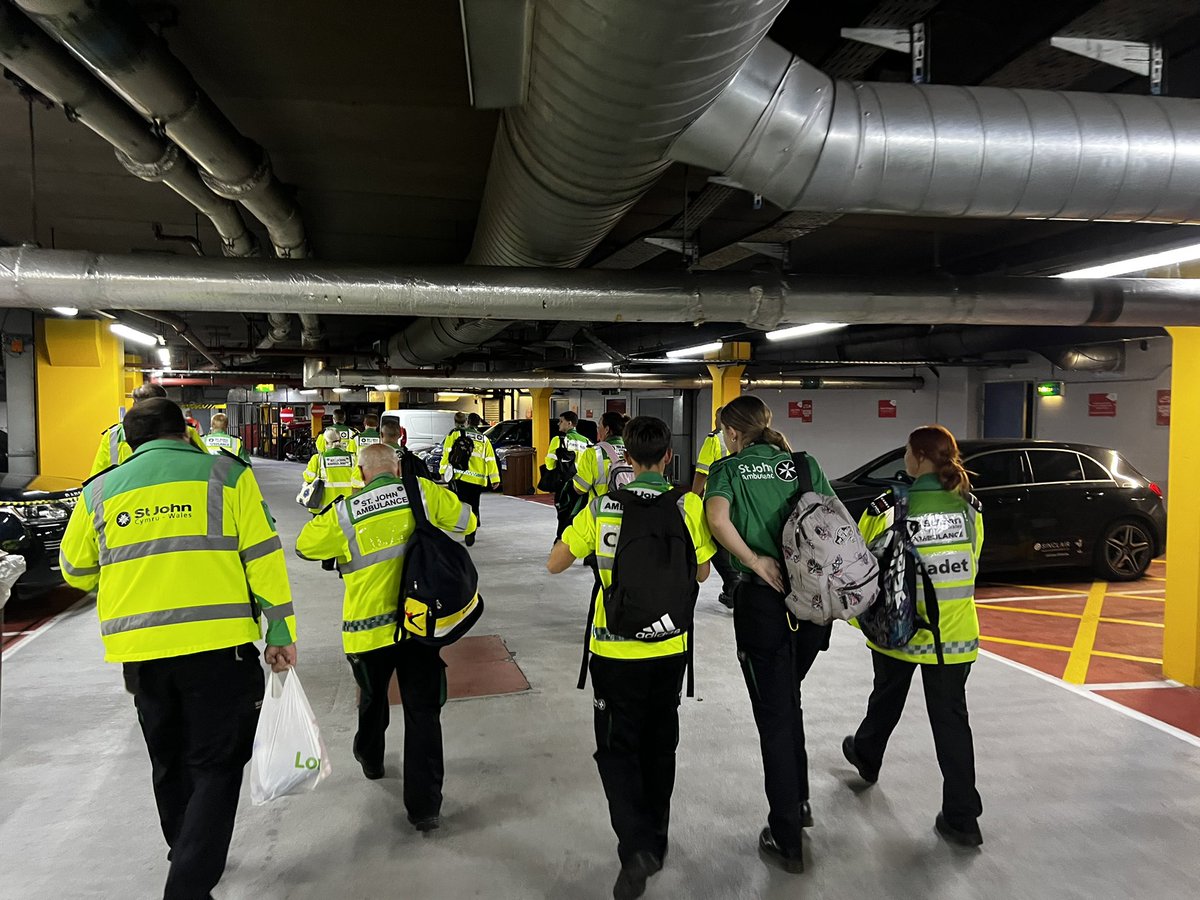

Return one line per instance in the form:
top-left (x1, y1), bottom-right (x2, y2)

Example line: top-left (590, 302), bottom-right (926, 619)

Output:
top-left (843, 424), bottom-right (986, 849)
top-left (704, 394), bottom-right (837, 874)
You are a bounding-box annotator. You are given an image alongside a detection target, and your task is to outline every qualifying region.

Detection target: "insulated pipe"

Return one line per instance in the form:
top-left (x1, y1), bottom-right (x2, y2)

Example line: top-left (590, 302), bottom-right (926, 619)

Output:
top-left (5, 248), bottom-right (1200, 328)
top-left (671, 39), bottom-right (1200, 223)
top-left (317, 371), bottom-right (926, 391)
top-left (0, 4), bottom-right (257, 257)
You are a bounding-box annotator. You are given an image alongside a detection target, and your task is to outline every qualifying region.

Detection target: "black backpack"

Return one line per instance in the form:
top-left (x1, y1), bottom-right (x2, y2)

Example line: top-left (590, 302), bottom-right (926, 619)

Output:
top-left (447, 430), bottom-right (475, 472)
top-left (394, 457), bottom-right (484, 646)
top-left (577, 487), bottom-right (699, 695)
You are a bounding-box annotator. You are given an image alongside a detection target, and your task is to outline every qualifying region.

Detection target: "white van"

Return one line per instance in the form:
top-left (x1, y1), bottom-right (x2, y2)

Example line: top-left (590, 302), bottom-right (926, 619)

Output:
top-left (380, 409), bottom-right (461, 453)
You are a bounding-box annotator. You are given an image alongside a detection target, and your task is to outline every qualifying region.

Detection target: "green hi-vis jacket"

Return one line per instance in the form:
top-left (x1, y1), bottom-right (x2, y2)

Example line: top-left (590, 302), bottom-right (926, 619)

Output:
top-left (440, 428), bottom-right (500, 487)
top-left (694, 428), bottom-right (728, 477)
top-left (356, 428), bottom-right (382, 448)
top-left (296, 474), bottom-right (476, 654)
top-left (60, 439), bottom-right (296, 663)
top-left (90, 423), bottom-right (206, 477)
top-left (572, 437), bottom-right (626, 499)
top-left (316, 424), bottom-right (359, 455)
top-left (858, 474), bottom-right (986, 665)
top-left (564, 472), bottom-right (716, 661)
top-left (202, 430), bottom-right (251, 464)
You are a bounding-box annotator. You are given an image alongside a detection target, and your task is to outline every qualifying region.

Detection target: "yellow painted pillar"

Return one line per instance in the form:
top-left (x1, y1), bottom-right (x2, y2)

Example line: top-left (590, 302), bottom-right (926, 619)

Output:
top-left (706, 340), bottom-right (749, 421)
top-left (35, 319), bottom-right (125, 480)
top-left (385, 391), bottom-right (401, 411)
top-left (531, 387), bottom-right (554, 493)
top-left (1165, 327), bottom-right (1200, 686)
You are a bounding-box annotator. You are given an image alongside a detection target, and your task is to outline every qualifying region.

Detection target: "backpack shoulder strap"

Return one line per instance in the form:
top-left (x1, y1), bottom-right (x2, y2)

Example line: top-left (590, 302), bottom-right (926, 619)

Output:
top-left (791, 451), bottom-right (814, 495)
top-left (400, 456), bottom-right (429, 527)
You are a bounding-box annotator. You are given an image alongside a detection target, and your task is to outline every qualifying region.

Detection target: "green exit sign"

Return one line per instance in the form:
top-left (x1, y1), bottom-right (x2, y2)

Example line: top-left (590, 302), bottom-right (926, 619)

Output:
top-left (254, 383), bottom-right (275, 393)
top-left (1036, 381), bottom-right (1064, 397)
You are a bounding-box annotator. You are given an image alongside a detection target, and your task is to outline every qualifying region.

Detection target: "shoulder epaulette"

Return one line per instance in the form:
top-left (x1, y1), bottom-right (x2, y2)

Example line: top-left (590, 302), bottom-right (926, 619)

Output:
top-left (707, 428), bottom-right (720, 438)
top-left (967, 492), bottom-right (983, 513)
top-left (218, 448), bottom-right (250, 467)
top-left (82, 464), bottom-right (117, 487)
top-left (707, 455), bottom-right (732, 477)
top-left (315, 495), bottom-right (345, 516)
top-left (99, 422), bottom-right (119, 437)
top-left (866, 490), bottom-right (896, 517)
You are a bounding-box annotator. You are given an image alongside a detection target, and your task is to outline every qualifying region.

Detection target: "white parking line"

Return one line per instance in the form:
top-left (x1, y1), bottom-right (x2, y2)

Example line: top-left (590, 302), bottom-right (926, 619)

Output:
top-left (1082, 680), bottom-right (1185, 692)
top-left (0, 595), bottom-right (93, 663)
top-left (980, 650), bottom-right (1200, 750)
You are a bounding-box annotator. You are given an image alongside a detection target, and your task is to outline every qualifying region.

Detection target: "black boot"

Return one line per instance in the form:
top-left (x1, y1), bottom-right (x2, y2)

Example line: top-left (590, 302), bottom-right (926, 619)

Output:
top-left (935, 813), bottom-right (983, 848)
top-left (612, 851), bottom-right (661, 900)
top-left (758, 827), bottom-right (803, 874)
top-left (842, 735), bottom-right (878, 784)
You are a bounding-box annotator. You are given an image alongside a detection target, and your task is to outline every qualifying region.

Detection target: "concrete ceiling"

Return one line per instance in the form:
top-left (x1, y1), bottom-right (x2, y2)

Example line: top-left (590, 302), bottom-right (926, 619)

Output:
top-left (2, 0), bottom-right (1199, 378)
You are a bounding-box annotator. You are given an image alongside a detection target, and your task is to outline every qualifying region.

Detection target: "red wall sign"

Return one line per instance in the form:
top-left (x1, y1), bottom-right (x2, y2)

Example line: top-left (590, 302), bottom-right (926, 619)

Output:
top-left (1088, 393), bottom-right (1117, 417)
top-left (788, 400), bottom-right (813, 423)
top-left (878, 400), bottom-right (897, 419)
top-left (310, 403), bottom-right (326, 416)
top-left (279, 407), bottom-right (294, 424)
top-left (1157, 389), bottom-right (1171, 426)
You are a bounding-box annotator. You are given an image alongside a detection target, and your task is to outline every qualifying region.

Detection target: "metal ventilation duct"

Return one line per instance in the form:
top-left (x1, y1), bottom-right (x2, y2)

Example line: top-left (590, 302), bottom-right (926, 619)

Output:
top-left (389, 0), bottom-right (788, 367)
top-left (671, 38), bottom-right (1200, 223)
top-left (14, 0), bottom-right (322, 349)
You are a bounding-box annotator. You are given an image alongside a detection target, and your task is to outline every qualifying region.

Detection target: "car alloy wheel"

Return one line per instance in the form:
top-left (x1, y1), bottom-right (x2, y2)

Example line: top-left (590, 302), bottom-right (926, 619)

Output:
top-left (1100, 520), bottom-right (1154, 581)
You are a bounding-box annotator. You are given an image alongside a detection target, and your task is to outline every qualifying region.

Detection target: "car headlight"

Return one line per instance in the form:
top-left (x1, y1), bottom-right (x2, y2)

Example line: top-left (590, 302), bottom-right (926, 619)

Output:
top-left (0, 496), bottom-right (76, 522)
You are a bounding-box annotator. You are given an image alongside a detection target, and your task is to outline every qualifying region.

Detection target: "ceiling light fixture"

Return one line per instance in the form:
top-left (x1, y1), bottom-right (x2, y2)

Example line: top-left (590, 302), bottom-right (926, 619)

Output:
top-left (385, 383), bottom-right (401, 391)
top-left (51, 306), bottom-right (78, 317)
top-left (581, 362), bottom-right (613, 372)
top-left (665, 341), bottom-right (723, 359)
top-left (764, 322), bottom-right (849, 342)
top-left (332, 387), bottom-right (351, 394)
top-left (1056, 241), bottom-right (1200, 279)
top-left (110, 322), bottom-right (159, 347)
top-left (156, 347), bottom-right (171, 367)
top-left (299, 389), bottom-right (321, 396)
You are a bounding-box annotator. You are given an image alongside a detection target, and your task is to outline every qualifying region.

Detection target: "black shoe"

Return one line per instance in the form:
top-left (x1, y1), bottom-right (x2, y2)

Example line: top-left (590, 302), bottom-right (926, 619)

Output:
top-left (935, 813), bottom-right (983, 848)
top-left (354, 752), bottom-right (384, 781)
top-left (410, 814), bottom-right (441, 833)
top-left (758, 827), bottom-right (804, 874)
top-left (465, 532), bottom-right (476, 547)
top-left (800, 801), bottom-right (813, 828)
top-left (842, 736), bottom-right (878, 784)
top-left (612, 850), bottom-right (661, 900)
top-left (718, 591), bottom-right (734, 609)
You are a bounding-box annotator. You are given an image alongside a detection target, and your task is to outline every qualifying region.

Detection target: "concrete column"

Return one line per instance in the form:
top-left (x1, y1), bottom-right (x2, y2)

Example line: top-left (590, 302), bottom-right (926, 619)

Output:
top-left (35, 318), bottom-right (124, 480)
top-left (3, 311), bottom-right (37, 474)
top-left (531, 387), bottom-right (553, 493)
top-left (1164, 326), bottom-right (1200, 686)
top-left (384, 391), bottom-right (401, 411)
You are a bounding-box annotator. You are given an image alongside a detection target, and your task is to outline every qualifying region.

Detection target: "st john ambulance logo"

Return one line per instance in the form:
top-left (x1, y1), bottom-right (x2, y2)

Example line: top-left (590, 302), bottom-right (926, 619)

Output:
top-left (116, 512), bottom-right (131, 527)
top-left (774, 458), bottom-right (798, 481)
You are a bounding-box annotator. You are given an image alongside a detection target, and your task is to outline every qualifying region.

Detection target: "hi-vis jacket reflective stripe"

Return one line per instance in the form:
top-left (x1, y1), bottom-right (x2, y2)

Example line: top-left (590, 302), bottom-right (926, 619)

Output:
top-left (90, 424), bottom-right (206, 477)
top-left (439, 429), bottom-right (500, 487)
top-left (544, 430), bottom-right (591, 469)
top-left (694, 429), bottom-right (728, 477)
top-left (563, 472), bottom-right (716, 660)
top-left (304, 449), bottom-right (363, 503)
top-left (573, 438), bottom-right (626, 498)
top-left (60, 439), bottom-right (296, 663)
top-left (295, 473), bottom-right (476, 654)
top-left (857, 474), bottom-right (985, 665)
top-left (316, 425), bottom-right (358, 455)
top-left (202, 431), bottom-right (250, 463)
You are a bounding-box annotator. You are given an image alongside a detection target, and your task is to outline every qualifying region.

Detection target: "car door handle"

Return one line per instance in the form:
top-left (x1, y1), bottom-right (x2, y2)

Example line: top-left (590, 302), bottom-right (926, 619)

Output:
top-left (990, 495), bottom-right (1022, 505)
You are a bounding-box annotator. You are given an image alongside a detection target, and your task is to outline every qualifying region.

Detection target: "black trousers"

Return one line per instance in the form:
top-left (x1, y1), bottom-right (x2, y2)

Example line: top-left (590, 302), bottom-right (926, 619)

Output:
top-left (733, 582), bottom-right (831, 856)
top-left (590, 654), bottom-right (687, 867)
top-left (554, 489), bottom-right (580, 543)
top-left (453, 480), bottom-right (484, 526)
top-left (852, 650), bottom-right (983, 830)
top-left (126, 643), bottom-right (264, 900)
top-left (348, 641), bottom-right (447, 821)
top-left (711, 547), bottom-right (738, 598)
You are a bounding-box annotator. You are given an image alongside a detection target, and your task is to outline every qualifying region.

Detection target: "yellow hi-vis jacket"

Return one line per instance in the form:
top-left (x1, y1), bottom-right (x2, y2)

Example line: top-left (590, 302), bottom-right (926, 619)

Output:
top-left (90, 423), bottom-right (206, 477)
top-left (857, 474), bottom-right (985, 665)
top-left (60, 439), bottom-right (296, 663)
top-left (439, 428), bottom-right (500, 488)
top-left (304, 448), bottom-right (363, 508)
top-left (316, 424), bottom-right (359, 455)
top-left (563, 472), bottom-right (716, 660)
top-left (695, 428), bottom-right (728, 478)
top-left (296, 473), bottom-right (476, 654)
top-left (573, 437), bottom-right (626, 499)
top-left (202, 430), bottom-right (251, 464)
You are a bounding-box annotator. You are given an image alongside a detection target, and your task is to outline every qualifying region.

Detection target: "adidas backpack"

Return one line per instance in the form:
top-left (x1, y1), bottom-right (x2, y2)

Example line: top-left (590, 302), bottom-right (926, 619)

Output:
top-left (395, 458), bottom-right (484, 646)
top-left (856, 487), bottom-right (944, 663)
top-left (447, 430), bottom-right (475, 472)
top-left (598, 442), bottom-right (635, 494)
top-left (780, 452), bottom-right (881, 626)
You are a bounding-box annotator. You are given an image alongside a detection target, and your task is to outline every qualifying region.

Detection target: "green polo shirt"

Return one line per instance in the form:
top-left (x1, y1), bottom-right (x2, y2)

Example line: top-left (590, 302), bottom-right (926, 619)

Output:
top-left (704, 441), bottom-right (835, 572)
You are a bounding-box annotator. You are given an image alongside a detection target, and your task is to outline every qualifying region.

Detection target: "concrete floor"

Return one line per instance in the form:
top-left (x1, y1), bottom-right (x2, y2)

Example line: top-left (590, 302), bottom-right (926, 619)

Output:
top-left (2, 458), bottom-right (1199, 900)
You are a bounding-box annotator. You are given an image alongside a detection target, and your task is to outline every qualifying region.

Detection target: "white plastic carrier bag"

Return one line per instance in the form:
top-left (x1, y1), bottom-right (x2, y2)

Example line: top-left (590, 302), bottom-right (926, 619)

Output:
top-left (250, 669), bottom-right (332, 805)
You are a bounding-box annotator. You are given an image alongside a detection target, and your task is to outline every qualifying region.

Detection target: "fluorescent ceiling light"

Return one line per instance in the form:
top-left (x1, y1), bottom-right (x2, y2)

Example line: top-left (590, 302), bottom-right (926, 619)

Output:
top-left (1056, 241), bottom-right (1200, 279)
top-left (299, 389), bottom-right (320, 396)
top-left (156, 347), bottom-right (171, 366)
top-left (51, 306), bottom-right (78, 317)
top-left (437, 391), bottom-right (471, 399)
top-left (765, 322), bottom-right (849, 342)
top-left (110, 322), bottom-right (159, 347)
top-left (665, 341), bottom-right (723, 359)
top-left (332, 387), bottom-right (351, 394)
top-left (385, 383), bottom-right (401, 391)
top-left (581, 362), bottom-right (613, 372)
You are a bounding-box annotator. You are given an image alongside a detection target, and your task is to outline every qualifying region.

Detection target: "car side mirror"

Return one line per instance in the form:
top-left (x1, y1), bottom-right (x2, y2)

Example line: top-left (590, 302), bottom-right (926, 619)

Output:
top-left (0, 511), bottom-right (31, 553)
